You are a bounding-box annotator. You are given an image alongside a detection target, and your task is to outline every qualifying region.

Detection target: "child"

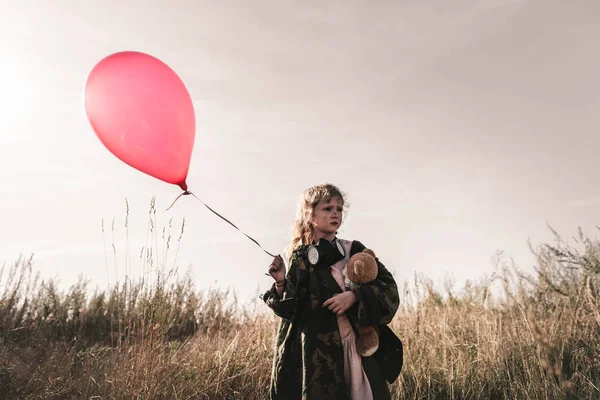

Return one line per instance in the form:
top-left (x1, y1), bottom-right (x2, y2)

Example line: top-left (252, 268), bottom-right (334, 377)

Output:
top-left (261, 183), bottom-right (400, 400)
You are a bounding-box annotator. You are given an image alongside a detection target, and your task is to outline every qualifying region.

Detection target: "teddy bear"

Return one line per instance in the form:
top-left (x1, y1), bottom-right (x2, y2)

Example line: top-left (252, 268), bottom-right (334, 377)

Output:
top-left (346, 248), bottom-right (380, 357)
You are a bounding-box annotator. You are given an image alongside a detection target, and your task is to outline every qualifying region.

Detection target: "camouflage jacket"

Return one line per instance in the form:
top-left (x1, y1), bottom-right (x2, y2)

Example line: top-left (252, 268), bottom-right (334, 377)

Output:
top-left (261, 240), bottom-right (400, 400)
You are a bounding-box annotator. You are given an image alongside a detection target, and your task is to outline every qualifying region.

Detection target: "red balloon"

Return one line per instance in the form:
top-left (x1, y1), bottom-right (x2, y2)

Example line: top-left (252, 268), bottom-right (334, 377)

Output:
top-left (84, 51), bottom-right (195, 191)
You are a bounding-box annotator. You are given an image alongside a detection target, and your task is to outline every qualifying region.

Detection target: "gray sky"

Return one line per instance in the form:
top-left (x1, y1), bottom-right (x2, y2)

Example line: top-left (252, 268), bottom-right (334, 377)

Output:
top-left (2, 1), bottom-right (600, 303)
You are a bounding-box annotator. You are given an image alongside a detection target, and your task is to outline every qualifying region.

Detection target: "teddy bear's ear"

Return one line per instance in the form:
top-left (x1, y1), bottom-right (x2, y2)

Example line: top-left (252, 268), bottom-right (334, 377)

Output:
top-left (363, 249), bottom-right (376, 259)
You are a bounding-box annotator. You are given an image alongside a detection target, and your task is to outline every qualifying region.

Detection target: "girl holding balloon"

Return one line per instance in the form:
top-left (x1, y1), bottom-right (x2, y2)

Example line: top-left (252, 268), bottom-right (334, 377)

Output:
top-left (84, 51), bottom-right (401, 400)
top-left (262, 183), bottom-right (401, 400)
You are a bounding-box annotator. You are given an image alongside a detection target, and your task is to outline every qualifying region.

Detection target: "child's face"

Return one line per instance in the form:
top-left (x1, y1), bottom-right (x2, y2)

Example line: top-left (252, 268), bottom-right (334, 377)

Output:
top-left (310, 196), bottom-right (343, 239)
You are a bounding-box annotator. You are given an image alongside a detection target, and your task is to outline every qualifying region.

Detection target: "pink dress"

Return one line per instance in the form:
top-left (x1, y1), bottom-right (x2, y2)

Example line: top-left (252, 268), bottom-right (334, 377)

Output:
top-left (330, 239), bottom-right (373, 400)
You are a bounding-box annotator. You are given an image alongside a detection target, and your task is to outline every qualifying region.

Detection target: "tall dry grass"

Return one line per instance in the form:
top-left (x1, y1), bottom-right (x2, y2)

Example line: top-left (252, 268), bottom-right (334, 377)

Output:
top-left (1, 203), bottom-right (599, 399)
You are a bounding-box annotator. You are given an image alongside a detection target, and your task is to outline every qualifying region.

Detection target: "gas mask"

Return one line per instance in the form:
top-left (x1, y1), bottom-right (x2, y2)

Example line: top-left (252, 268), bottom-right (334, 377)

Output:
top-left (302, 238), bottom-right (346, 267)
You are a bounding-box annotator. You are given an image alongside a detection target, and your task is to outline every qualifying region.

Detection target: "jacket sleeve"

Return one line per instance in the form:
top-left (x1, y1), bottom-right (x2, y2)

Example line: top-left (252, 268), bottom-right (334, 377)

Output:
top-left (260, 251), bottom-right (308, 321)
top-left (349, 240), bottom-right (399, 326)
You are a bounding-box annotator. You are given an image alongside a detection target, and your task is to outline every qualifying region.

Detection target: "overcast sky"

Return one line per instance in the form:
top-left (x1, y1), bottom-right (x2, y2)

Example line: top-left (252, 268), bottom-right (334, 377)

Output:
top-left (1, 0), bottom-right (600, 303)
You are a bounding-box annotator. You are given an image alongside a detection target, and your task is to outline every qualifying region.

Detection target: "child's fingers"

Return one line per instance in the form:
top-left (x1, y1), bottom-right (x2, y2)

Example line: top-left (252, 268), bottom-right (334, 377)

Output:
top-left (323, 293), bottom-right (341, 308)
top-left (326, 301), bottom-right (340, 312)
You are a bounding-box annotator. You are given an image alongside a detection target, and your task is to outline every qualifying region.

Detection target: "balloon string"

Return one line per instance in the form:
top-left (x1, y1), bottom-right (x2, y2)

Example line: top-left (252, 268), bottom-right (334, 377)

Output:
top-left (165, 191), bottom-right (188, 212)
top-left (165, 190), bottom-right (276, 258)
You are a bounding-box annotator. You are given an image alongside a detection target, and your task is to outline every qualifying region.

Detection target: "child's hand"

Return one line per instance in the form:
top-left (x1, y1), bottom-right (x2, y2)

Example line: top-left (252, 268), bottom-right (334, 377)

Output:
top-left (267, 255), bottom-right (285, 283)
top-left (323, 291), bottom-right (357, 315)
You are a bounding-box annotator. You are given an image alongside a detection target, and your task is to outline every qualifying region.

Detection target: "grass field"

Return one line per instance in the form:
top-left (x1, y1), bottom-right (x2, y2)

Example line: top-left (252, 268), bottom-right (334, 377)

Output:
top-left (1, 211), bottom-right (599, 399)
